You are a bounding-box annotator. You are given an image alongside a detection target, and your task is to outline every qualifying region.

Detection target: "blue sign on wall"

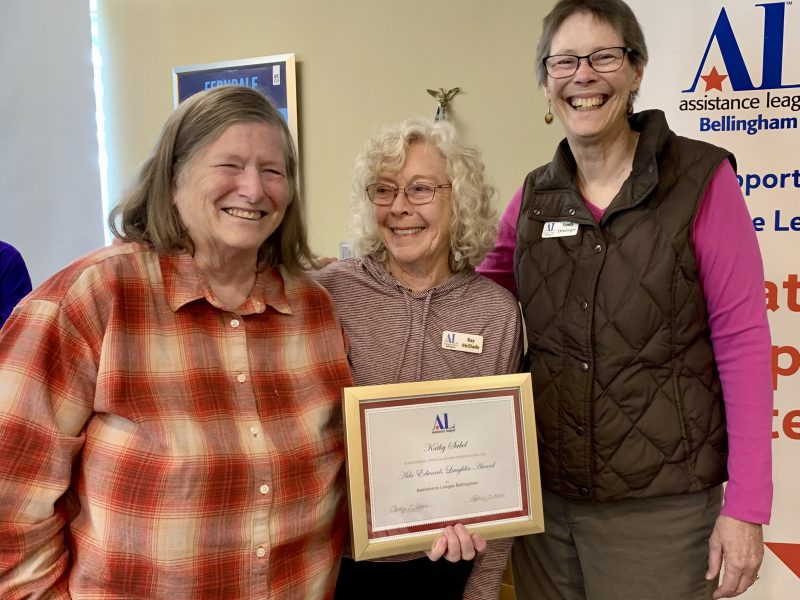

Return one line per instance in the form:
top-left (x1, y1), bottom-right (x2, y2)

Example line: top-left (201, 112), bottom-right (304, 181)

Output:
top-left (173, 54), bottom-right (297, 142)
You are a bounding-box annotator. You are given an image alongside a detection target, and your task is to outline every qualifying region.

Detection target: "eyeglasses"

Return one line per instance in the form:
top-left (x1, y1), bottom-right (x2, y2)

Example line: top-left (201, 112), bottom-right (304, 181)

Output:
top-left (544, 46), bottom-right (632, 79)
top-left (365, 182), bottom-right (452, 206)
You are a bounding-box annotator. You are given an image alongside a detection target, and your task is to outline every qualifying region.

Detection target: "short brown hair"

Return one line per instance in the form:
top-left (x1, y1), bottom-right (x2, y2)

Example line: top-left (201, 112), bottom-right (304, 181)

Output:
top-left (109, 85), bottom-right (311, 273)
top-left (535, 0), bottom-right (648, 93)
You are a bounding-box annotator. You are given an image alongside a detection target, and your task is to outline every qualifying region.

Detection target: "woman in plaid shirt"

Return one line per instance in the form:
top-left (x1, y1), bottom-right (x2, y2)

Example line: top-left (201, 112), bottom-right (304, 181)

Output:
top-left (0, 86), bottom-right (353, 599)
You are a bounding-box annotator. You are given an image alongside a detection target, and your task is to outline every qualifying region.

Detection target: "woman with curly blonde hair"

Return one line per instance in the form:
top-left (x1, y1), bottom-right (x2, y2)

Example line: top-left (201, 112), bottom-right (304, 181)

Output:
top-left (313, 117), bottom-right (522, 599)
top-left (348, 117), bottom-right (498, 274)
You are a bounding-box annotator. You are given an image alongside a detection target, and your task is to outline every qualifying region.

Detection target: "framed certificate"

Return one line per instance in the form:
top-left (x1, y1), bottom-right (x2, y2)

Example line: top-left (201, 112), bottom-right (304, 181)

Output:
top-left (172, 54), bottom-right (298, 146)
top-left (343, 373), bottom-right (543, 561)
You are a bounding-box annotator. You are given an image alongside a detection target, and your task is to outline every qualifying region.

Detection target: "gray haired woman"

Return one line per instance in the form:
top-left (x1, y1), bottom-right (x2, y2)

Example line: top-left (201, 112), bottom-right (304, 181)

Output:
top-left (314, 117), bottom-right (522, 599)
top-left (0, 86), bottom-right (352, 598)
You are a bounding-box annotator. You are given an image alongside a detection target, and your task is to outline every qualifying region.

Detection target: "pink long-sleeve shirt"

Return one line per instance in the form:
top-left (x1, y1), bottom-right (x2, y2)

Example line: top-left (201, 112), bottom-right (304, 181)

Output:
top-left (478, 160), bottom-right (773, 524)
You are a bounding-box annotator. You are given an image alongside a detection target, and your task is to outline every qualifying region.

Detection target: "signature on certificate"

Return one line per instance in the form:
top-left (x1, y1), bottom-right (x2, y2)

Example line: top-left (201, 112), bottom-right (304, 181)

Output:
top-left (465, 492), bottom-right (507, 504)
top-left (390, 502), bottom-right (432, 514)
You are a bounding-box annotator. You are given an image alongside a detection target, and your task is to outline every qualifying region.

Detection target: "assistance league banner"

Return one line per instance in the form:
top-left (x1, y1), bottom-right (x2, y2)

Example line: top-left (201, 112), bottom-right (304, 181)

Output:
top-left (628, 1), bottom-right (800, 596)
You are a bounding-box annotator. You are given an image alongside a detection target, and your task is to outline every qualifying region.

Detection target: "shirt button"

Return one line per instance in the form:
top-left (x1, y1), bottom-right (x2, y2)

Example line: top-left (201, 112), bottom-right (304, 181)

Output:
top-left (230, 319), bottom-right (240, 328)
top-left (580, 362), bottom-right (589, 372)
top-left (580, 300), bottom-right (589, 310)
top-left (579, 487), bottom-right (590, 497)
top-left (260, 484), bottom-right (270, 495)
top-left (594, 244), bottom-right (603, 254)
top-left (237, 373), bottom-right (247, 383)
top-left (253, 301), bottom-right (264, 311)
top-left (250, 426), bottom-right (259, 436)
top-left (256, 547), bottom-right (266, 558)
top-left (576, 426), bottom-right (585, 436)
top-left (567, 208), bottom-right (576, 216)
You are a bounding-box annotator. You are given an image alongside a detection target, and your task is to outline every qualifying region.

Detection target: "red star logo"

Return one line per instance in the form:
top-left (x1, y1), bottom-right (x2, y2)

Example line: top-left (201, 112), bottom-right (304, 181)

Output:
top-left (701, 67), bottom-right (728, 92)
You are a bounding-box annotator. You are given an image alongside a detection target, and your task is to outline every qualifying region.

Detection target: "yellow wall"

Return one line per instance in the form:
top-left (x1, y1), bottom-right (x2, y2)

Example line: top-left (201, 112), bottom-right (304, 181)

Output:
top-left (99, 0), bottom-right (561, 257)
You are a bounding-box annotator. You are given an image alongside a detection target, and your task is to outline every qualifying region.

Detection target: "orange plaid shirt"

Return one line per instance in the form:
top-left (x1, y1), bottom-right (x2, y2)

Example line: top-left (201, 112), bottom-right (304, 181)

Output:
top-left (0, 243), bottom-right (352, 599)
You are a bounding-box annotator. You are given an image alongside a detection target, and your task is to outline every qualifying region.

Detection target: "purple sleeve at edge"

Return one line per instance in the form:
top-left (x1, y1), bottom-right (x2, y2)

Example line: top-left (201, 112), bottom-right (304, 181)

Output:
top-left (692, 160), bottom-right (773, 524)
top-left (477, 187), bottom-right (523, 298)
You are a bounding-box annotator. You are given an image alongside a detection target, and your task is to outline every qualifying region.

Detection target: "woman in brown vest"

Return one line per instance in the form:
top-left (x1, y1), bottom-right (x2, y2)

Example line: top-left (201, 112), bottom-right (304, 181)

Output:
top-left (479, 1), bottom-right (772, 598)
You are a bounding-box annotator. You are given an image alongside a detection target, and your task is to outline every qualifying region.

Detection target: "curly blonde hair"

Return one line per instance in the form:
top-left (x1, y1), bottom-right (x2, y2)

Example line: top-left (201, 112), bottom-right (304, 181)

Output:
top-left (350, 117), bottom-right (497, 272)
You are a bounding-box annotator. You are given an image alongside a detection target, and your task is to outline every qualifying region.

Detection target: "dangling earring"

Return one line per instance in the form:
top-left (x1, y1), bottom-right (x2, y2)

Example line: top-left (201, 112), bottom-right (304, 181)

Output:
top-left (627, 101), bottom-right (634, 116)
top-left (544, 101), bottom-right (554, 124)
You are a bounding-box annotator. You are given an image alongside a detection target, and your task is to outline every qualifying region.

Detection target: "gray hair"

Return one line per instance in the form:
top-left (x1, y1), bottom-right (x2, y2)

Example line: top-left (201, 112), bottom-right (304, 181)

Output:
top-left (536, 0), bottom-right (648, 100)
top-left (109, 85), bottom-right (312, 273)
top-left (350, 117), bottom-right (497, 272)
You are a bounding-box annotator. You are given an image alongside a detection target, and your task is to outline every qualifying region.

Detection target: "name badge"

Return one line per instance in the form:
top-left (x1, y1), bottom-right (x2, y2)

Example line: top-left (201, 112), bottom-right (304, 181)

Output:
top-left (442, 331), bottom-right (484, 354)
top-left (542, 221), bottom-right (579, 238)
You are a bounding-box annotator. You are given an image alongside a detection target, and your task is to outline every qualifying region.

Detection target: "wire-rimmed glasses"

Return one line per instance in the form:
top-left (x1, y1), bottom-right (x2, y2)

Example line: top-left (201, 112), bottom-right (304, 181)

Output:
top-left (544, 47), bottom-right (632, 79)
top-left (365, 182), bottom-right (452, 206)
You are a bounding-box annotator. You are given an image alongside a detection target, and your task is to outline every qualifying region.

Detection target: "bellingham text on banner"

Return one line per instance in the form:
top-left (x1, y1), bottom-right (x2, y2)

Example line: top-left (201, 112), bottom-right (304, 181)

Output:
top-left (699, 114), bottom-right (797, 136)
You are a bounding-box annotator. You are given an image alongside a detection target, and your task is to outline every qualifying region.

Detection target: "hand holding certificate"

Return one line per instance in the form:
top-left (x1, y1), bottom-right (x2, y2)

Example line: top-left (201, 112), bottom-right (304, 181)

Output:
top-left (343, 373), bottom-right (544, 561)
top-left (427, 523), bottom-right (486, 562)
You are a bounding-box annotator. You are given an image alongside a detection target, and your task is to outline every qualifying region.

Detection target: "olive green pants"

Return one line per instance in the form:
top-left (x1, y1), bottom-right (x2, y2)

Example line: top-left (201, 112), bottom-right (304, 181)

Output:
top-left (512, 487), bottom-right (722, 600)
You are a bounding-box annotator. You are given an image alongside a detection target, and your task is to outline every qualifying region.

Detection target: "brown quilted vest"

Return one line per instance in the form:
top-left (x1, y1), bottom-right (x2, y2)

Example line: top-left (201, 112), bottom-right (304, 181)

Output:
top-left (515, 110), bottom-right (732, 501)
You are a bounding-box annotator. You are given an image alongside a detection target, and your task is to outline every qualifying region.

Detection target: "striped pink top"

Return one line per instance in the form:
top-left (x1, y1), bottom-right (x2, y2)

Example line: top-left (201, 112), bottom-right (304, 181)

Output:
top-left (313, 255), bottom-right (523, 599)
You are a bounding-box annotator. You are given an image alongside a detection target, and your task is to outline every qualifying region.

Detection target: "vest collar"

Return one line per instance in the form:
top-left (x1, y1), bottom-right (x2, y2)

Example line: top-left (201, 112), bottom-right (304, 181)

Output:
top-left (531, 110), bottom-right (675, 224)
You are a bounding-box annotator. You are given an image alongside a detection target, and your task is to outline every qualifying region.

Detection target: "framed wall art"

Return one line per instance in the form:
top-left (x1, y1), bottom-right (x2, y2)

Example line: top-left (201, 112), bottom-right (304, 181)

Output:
top-left (173, 53), bottom-right (298, 144)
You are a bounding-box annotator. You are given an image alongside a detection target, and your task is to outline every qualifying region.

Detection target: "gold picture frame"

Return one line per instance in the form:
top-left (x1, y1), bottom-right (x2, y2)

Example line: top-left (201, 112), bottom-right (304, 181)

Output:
top-left (343, 373), bottom-right (543, 561)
